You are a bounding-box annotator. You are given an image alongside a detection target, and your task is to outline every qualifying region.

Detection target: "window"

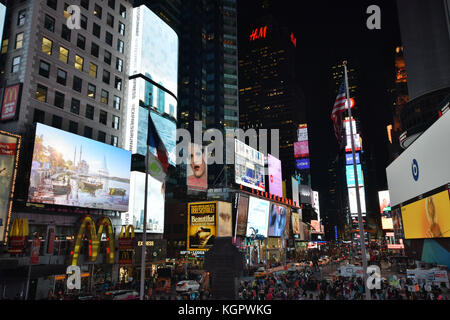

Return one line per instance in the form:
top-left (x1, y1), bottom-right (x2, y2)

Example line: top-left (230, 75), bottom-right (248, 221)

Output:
top-left (93, 23), bottom-right (101, 38)
top-left (116, 57), bottom-right (123, 72)
top-left (108, 0), bottom-right (116, 10)
top-left (117, 39), bottom-right (124, 53)
top-left (36, 84), bottom-right (48, 102)
top-left (77, 34), bottom-right (86, 50)
top-left (61, 24), bottom-right (71, 42)
top-left (57, 69), bottom-right (67, 85)
top-left (44, 15), bottom-right (55, 32)
top-left (80, 0), bottom-right (89, 10)
top-left (112, 115), bottom-right (120, 130)
top-left (94, 4), bottom-right (102, 19)
top-left (111, 135), bottom-right (118, 147)
top-left (74, 55), bottom-right (84, 71)
top-left (97, 131), bottom-right (106, 143)
top-left (59, 46), bottom-right (68, 63)
top-left (47, 0), bottom-right (57, 10)
top-left (54, 91), bottom-right (65, 109)
top-left (118, 22), bottom-right (125, 36)
top-left (115, 77), bottom-right (122, 91)
top-left (120, 5), bottom-right (126, 18)
top-left (89, 63), bottom-right (97, 78)
top-left (87, 83), bottom-right (96, 99)
top-left (84, 126), bottom-right (93, 138)
top-left (69, 121), bottom-right (78, 134)
top-left (1, 39), bottom-right (8, 54)
top-left (52, 115), bottom-right (62, 129)
top-left (101, 89), bottom-right (109, 104)
top-left (39, 60), bottom-right (50, 78)
top-left (72, 76), bottom-right (82, 92)
top-left (99, 110), bottom-right (107, 125)
top-left (80, 14), bottom-right (88, 29)
top-left (85, 104), bottom-right (94, 120)
top-left (105, 31), bottom-right (113, 46)
top-left (33, 109), bottom-right (45, 123)
top-left (103, 70), bottom-right (110, 84)
top-left (113, 95), bottom-right (121, 109)
top-left (11, 56), bottom-right (21, 73)
top-left (71, 98), bottom-right (80, 114)
top-left (107, 14), bottom-right (114, 28)
top-left (17, 9), bottom-right (26, 26)
top-left (15, 33), bottom-right (24, 49)
top-left (91, 42), bottom-right (99, 57)
top-left (104, 50), bottom-right (111, 65)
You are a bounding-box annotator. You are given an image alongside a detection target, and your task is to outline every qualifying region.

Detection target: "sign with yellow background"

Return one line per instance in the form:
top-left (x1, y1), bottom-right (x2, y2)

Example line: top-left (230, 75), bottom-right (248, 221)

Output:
top-left (188, 202), bottom-right (217, 251)
top-left (401, 190), bottom-right (450, 239)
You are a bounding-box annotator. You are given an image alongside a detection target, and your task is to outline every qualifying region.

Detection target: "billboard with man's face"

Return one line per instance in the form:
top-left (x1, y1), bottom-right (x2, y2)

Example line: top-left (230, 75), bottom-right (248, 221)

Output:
top-left (268, 203), bottom-right (287, 237)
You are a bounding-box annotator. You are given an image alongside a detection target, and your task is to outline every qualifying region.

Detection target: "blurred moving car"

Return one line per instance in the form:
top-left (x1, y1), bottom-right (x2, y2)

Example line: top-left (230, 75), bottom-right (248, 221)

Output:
top-left (176, 280), bottom-right (200, 293)
top-left (253, 267), bottom-right (268, 278)
top-left (103, 290), bottom-right (139, 300)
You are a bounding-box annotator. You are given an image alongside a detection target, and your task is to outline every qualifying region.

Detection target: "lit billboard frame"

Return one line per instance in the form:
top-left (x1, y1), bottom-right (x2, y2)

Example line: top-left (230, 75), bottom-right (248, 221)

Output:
top-left (246, 196), bottom-right (270, 238)
top-left (268, 154), bottom-right (282, 197)
top-left (235, 139), bottom-right (265, 192)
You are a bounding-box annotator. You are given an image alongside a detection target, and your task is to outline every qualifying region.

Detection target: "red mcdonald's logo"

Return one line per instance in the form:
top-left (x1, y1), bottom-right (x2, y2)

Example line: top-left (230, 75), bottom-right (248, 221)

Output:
top-left (1, 84), bottom-right (20, 121)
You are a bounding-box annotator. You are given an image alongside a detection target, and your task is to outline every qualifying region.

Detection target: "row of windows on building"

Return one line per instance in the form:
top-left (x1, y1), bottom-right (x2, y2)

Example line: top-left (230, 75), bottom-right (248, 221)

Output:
top-left (46, 0), bottom-right (127, 19)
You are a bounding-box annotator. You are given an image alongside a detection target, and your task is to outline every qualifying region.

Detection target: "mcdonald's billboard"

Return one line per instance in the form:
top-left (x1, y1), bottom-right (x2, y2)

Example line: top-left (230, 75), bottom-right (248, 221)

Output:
top-left (1, 84), bottom-right (22, 121)
top-left (8, 218), bottom-right (29, 254)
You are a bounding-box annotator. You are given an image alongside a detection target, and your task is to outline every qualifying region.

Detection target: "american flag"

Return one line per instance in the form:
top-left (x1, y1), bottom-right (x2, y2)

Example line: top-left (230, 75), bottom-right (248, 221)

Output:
top-left (331, 81), bottom-right (348, 144)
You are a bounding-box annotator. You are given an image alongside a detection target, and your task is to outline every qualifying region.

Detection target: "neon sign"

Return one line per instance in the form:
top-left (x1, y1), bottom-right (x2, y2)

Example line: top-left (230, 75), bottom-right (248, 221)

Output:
top-left (250, 26), bottom-right (267, 41)
top-left (290, 33), bottom-right (296, 47)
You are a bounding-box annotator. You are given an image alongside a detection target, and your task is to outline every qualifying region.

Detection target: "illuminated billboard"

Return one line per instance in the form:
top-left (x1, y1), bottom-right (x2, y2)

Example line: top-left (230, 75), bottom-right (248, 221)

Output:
top-left (346, 164), bottom-right (364, 187)
top-left (246, 197), bottom-right (270, 238)
top-left (291, 211), bottom-right (300, 235)
top-left (0, 3), bottom-right (5, 42)
top-left (292, 176), bottom-right (299, 206)
top-left (296, 158), bottom-right (310, 170)
top-left (187, 143), bottom-right (208, 191)
top-left (28, 123), bottom-right (131, 211)
top-left (236, 195), bottom-right (249, 236)
top-left (188, 202), bottom-right (217, 250)
top-left (299, 185), bottom-right (313, 205)
top-left (297, 124), bottom-right (308, 141)
top-left (344, 118), bottom-right (357, 136)
top-left (235, 139), bottom-right (265, 192)
top-left (379, 190), bottom-right (393, 230)
top-left (217, 201), bottom-right (232, 237)
top-left (345, 153), bottom-right (360, 165)
top-left (268, 154), bottom-right (282, 197)
top-left (345, 134), bottom-right (361, 152)
top-left (1, 84), bottom-right (22, 122)
top-left (122, 172), bottom-right (164, 233)
top-left (348, 187), bottom-right (367, 216)
top-left (401, 190), bottom-right (450, 239)
top-left (268, 203), bottom-right (287, 237)
top-left (313, 191), bottom-right (320, 218)
top-left (294, 141), bottom-right (309, 158)
top-left (311, 220), bottom-right (323, 234)
top-left (0, 131), bottom-right (20, 243)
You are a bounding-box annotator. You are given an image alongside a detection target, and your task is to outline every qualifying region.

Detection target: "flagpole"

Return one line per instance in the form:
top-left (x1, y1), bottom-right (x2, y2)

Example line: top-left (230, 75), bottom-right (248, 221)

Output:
top-left (343, 61), bottom-right (370, 300)
top-left (140, 93), bottom-right (152, 300)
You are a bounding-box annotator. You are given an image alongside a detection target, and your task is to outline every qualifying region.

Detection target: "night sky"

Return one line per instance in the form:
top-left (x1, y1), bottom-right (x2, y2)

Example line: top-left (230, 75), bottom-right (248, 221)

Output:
top-left (239, 0), bottom-right (402, 224)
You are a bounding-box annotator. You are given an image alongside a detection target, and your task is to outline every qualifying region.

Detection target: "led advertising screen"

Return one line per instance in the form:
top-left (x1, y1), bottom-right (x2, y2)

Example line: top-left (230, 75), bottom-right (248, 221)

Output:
top-left (348, 187), bottom-right (367, 216)
top-left (268, 203), bottom-right (288, 237)
top-left (28, 124), bottom-right (131, 211)
top-left (122, 172), bottom-right (164, 233)
top-left (345, 134), bottom-right (361, 152)
top-left (0, 132), bottom-right (19, 242)
top-left (297, 124), bottom-right (308, 141)
top-left (344, 118), bottom-right (357, 136)
top-left (246, 197), bottom-right (270, 238)
top-left (268, 154), bottom-right (282, 197)
top-left (292, 176), bottom-right (299, 206)
top-left (217, 201), bottom-right (232, 237)
top-left (1, 84), bottom-right (22, 122)
top-left (392, 207), bottom-right (405, 239)
top-left (187, 143), bottom-right (208, 191)
top-left (311, 220), bottom-right (323, 234)
top-left (345, 153), bottom-right (360, 165)
top-left (299, 185), bottom-right (313, 205)
top-left (379, 190), bottom-right (393, 230)
top-left (401, 190), bottom-right (450, 239)
top-left (236, 195), bottom-right (249, 236)
top-left (296, 158), bottom-right (310, 170)
top-left (313, 191), bottom-right (320, 217)
top-left (0, 3), bottom-right (5, 42)
top-left (291, 211), bottom-right (301, 235)
top-left (188, 202), bottom-right (217, 250)
top-left (235, 139), bottom-right (265, 192)
top-left (294, 141), bottom-right (309, 158)
top-left (346, 164), bottom-right (364, 187)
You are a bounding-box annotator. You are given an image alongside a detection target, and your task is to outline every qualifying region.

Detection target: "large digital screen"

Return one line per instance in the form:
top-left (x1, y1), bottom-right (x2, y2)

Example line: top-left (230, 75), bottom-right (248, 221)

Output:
top-left (235, 139), bottom-right (265, 192)
top-left (291, 211), bottom-right (300, 235)
top-left (0, 3), bottom-right (5, 42)
top-left (344, 118), bottom-right (357, 136)
top-left (311, 220), bottom-right (323, 234)
top-left (294, 141), bottom-right (309, 158)
top-left (345, 153), bottom-right (360, 165)
top-left (299, 185), bottom-right (313, 204)
top-left (392, 207), bottom-right (405, 239)
top-left (292, 176), bottom-right (299, 206)
top-left (268, 154), bottom-right (282, 197)
top-left (313, 191), bottom-right (320, 217)
top-left (346, 164), bottom-right (364, 187)
top-left (122, 172), bottom-right (164, 233)
top-left (296, 158), bottom-right (310, 170)
top-left (217, 201), bottom-right (232, 237)
top-left (401, 190), bottom-right (450, 239)
top-left (236, 195), bottom-right (249, 236)
top-left (297, 124), bottom-right (308, 141)
top-left (28, 124), bottom-right (131, 211)
top-left (246, 197), bottom-right (270, 238)
top-left (348, 187), bottom-right (367, 216)
top-left (379, 190), bottom-right (393, 230)
top-left (1, 84), bottom-right (22, 122)
top-left (0, 132), bottom-right (19, 242)
top-left (268, 203), bottom-right (287, 237)
top-left (188, 202), bottom-right (217, 250)
top-left (187, 143), bottom-right (208, 191)
top-left (345, 134), bottom-right (361, 152)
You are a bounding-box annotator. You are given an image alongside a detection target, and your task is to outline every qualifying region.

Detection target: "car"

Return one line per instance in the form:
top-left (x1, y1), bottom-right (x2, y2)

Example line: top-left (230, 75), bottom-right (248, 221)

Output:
top-left (176, 280), bottom-right (200, 293)
top-left (253, 267), bottom-right (268, 278)
top-left (103, 290), bottom-right (139, 300)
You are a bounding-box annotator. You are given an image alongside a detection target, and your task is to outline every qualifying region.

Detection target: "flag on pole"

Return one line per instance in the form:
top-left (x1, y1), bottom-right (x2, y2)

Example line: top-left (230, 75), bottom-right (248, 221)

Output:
top-left (147, 112), bottom-right (169, 172)
top-left (331, 81), bottom-right (347, 145)
top-left (147, 151), bottom-right (167, 182)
